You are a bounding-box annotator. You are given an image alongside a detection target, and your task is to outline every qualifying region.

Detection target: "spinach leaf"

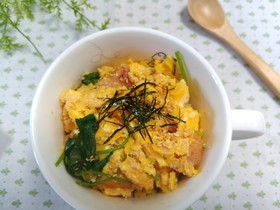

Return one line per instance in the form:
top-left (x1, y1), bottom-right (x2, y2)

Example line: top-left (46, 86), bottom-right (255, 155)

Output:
top-left (63, 114), bottom-right (98, 176)
top-left (82, 72), bottom-right (100, 85)
top-left (76, 114), bottom-right (98, 162)
top-left (61, 114), bottom-right (130, 187)
top-left (76, 170), bottom-right (131, 187)
top-left (96, 135), bottom-right (130, 155)
top-left (94, 154), bottom-right (112, 171)
top-left (64, 138), bottom-right (83, 175)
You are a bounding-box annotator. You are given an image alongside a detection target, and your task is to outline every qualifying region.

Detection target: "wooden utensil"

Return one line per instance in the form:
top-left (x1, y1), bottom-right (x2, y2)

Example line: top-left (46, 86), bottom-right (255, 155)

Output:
top-left (188, 0), bottom-right (280, 98)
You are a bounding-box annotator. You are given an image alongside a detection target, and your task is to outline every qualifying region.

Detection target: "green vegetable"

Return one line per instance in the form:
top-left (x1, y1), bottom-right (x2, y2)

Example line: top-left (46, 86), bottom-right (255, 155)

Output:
top-left (96, 135), bottom-right (130, 155)
top-left (63, 138), bottom-right (84, 174)
top-left (0, 0), bottom-right (110, 62)
top-left (175, 51), bottom-right (190, 85)
top-left (56, 114), bottom-right (130, 187)
top-left (153, 175), bottom-right (159, 182)
top-left (76, 114), bottom-right (98, 159)
top-left (54, 150), bottom-right (64, 167)
top-left (76, 170), bottom-right (131, 187)
top-left (63, 114), bottom-right (99, 175)
top-left (82, 72), bottom-right (100, 85)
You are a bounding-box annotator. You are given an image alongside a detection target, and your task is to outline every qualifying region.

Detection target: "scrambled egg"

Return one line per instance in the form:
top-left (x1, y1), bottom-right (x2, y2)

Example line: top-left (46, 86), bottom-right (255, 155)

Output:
top-left (60, 54), bottom-right (205, 198)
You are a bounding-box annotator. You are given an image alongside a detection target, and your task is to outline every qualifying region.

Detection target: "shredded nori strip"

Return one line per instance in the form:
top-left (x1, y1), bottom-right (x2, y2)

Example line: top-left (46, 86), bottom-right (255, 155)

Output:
top-left (98, 81), bottom-right (185, 144)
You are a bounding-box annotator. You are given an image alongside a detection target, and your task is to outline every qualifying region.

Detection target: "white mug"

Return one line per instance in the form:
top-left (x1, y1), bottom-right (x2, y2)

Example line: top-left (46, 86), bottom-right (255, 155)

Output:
top-left (30, 27), bottom-right (264, 210)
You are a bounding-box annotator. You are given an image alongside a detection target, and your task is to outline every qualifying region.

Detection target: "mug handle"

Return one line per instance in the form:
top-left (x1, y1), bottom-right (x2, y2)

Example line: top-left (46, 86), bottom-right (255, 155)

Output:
top-left (231, 109), bottom-right (265, 140)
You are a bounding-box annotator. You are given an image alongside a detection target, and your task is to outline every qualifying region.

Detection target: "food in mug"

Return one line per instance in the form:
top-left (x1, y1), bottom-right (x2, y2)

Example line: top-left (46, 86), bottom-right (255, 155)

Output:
top-left (57, 52), bottom-right (206, 198)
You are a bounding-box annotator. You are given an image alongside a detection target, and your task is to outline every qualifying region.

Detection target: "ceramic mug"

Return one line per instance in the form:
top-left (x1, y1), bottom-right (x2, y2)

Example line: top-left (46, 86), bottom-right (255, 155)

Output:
top-left (30, 27), bottom-right (264, 210)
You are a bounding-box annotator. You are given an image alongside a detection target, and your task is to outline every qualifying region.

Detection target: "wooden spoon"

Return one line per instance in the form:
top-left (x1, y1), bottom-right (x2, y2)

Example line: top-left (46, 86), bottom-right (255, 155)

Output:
top-left (188, 0), bottom-right (280, 99)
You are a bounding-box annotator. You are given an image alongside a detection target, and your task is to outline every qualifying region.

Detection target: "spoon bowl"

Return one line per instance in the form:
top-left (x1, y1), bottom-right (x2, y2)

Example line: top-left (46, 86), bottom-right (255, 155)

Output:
top-left (188, 0), bottom-right (280, 99)
top-left (188, 0), bottom-right (225, 29)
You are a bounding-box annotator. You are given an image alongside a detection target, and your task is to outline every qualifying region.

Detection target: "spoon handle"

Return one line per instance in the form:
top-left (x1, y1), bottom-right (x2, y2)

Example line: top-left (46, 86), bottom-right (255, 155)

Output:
top-left (216, 22), bottom-right (280, 99)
